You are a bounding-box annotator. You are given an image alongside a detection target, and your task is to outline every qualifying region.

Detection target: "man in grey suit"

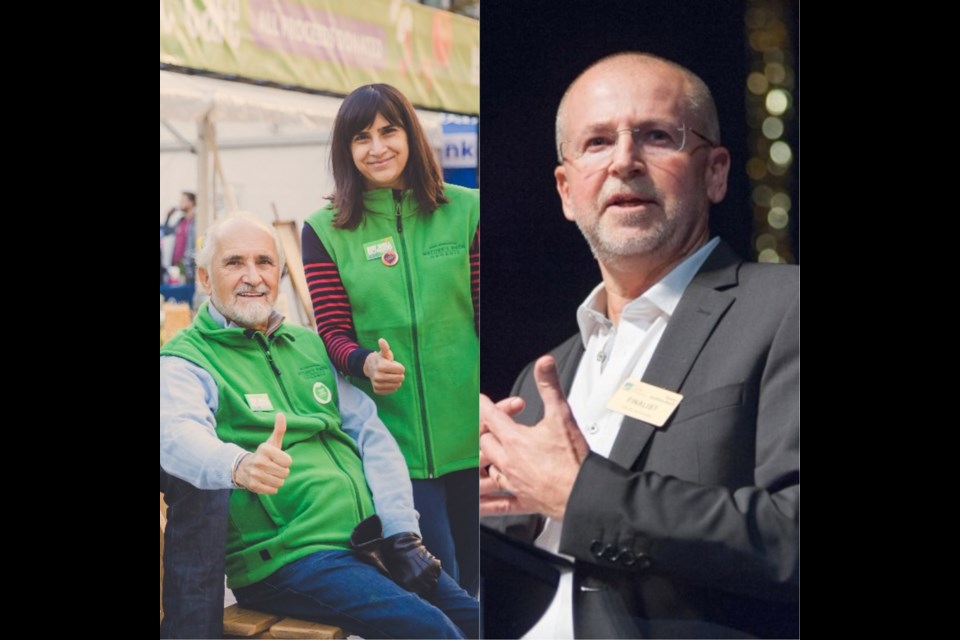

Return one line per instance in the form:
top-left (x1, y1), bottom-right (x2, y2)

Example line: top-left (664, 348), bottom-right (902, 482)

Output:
top-left (479, 52), bottom-right (799, 638)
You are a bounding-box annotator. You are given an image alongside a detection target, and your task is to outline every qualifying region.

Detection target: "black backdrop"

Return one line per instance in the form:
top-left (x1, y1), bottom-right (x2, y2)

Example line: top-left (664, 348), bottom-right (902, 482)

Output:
top-left (478, 0), bottom-right (798, 400)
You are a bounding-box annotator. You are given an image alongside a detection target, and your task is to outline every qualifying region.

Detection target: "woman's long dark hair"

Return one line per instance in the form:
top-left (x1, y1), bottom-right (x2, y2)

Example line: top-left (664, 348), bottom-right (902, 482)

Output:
top-left (329, 84), bottom-right (448, 230)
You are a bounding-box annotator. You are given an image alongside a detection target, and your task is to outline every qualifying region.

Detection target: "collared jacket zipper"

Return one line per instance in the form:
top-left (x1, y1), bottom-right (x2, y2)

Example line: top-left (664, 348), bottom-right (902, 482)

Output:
top-left (253, 331), bottom-right (364, 519)
top-left (396, 196), bottom-right (435, 477)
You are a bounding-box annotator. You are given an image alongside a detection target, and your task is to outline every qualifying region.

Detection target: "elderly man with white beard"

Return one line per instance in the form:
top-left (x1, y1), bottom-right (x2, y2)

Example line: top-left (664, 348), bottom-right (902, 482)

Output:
top-left (159, 214), bottom-right (478, 639)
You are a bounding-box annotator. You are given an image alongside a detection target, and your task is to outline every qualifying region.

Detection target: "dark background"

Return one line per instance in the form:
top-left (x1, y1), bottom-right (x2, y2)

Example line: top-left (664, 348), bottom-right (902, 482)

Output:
top-left (479, 0), bottom-right (798, 400)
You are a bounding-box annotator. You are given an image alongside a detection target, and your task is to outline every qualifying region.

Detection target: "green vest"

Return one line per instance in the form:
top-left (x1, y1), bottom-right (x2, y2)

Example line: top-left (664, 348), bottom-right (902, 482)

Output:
top-left (161, 303), bottom-right (375, 588)
top-left (305, 184), bottom-right (479, 478)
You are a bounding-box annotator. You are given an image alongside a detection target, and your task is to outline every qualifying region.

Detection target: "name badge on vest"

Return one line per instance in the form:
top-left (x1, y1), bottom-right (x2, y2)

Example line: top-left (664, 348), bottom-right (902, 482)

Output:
top-left (606, 378), bottom-right (682, 427)
top-left (245, 393), bottom-right (274, 412)
top-left (363, 236), bottom-right (396, 261)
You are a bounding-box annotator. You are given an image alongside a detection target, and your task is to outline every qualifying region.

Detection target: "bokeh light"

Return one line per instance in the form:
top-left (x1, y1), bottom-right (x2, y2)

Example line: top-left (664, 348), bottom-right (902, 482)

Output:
top-left (746, 0), bottom-right (795, 264)
top-left (770, 141), bottom-right (792, 165)
top-left (765, 89), bottom-right (789, 115)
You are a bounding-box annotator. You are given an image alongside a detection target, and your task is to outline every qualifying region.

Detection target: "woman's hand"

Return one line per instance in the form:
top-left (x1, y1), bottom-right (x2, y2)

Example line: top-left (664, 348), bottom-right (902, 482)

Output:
top-left (363, 338), bottom-right (406, 394)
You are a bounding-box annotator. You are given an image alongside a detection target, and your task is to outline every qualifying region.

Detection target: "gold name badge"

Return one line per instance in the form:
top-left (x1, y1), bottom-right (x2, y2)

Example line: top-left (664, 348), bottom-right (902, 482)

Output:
top-left (606, 378), bottom-right (683, 427)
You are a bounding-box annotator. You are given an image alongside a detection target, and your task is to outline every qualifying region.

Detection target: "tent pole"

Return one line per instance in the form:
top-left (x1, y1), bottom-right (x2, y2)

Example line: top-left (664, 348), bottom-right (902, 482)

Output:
top-left (196, 113), bottom-right (212, 237)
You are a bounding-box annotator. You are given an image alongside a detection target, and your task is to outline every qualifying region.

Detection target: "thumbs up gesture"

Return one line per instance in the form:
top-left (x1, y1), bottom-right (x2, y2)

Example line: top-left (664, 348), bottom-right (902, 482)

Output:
top-left (235, 413), bottom-right (294, 494)
top-left (363, 338), bottom-right (406, 395)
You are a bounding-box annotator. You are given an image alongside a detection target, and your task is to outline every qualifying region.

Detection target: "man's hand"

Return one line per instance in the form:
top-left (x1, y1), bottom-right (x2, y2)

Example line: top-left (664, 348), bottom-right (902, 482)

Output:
top-left (350, 515), bottom-right (441, 596)
top-left (235, 413), bottom-right (293, 494)
top-left (479, 396), bottom-right (524, 492)
top-left (381, 532), bottom-right (442, 596)
top-left (480, 356), bottom-right (589, 519)
top-left (363, 338), bottom-right (406, 395)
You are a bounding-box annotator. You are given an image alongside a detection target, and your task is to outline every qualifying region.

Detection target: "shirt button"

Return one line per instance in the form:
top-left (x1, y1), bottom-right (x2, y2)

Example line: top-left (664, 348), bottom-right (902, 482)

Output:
top-left (586, 422), bottom-right (599, 434)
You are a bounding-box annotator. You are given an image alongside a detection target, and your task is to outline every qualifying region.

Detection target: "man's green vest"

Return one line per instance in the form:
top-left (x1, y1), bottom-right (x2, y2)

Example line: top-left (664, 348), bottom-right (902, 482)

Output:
top-left (306, 184), bottom-right (479, 478)
top-left (161, 303), bottom-right (375, 588)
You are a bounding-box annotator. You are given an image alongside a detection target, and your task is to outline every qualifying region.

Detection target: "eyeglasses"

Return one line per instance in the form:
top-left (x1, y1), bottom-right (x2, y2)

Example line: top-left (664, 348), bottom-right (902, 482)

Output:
top-left (558, 122), bottom-right (718, 169)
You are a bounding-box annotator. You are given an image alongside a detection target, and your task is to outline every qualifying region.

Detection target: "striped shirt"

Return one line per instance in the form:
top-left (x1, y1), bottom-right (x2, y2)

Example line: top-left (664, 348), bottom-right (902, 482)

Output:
top-left (302, 222), bottom-right (480, 377)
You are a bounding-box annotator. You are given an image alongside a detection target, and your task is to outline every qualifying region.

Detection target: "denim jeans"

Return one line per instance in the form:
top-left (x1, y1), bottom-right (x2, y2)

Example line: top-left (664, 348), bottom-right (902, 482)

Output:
top-left (233, 550), bottom-right (479, 639)
top-left (159, 468), bottom-right (231, 639)
top-left (412, 467), bottom-right (480, 596)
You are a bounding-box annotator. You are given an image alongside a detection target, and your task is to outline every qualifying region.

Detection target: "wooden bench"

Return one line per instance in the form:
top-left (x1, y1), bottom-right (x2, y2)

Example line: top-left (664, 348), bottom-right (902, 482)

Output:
top-left (222, 604), bottom-right (345, 639)
top-left (161, 492), bottom-right (346, 639)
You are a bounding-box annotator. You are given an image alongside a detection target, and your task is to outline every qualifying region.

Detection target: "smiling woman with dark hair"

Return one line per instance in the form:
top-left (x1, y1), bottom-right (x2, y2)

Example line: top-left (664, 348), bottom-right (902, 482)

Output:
top-left (327, 84), bottom-right (449, 229)
top-left (302, 83), bottom-right (480, 595)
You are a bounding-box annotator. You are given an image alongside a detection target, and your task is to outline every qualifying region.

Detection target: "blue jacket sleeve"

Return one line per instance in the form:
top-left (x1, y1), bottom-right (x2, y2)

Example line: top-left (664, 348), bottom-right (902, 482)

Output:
top-left (160, 355), bottom-right (247, 490)
top-left (335, 370), bottom-right (421, 537)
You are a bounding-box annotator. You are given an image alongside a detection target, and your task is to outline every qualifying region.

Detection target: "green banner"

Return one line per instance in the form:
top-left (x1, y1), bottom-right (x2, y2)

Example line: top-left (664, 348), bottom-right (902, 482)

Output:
top-left (160, 0), bottom-right (479, 114)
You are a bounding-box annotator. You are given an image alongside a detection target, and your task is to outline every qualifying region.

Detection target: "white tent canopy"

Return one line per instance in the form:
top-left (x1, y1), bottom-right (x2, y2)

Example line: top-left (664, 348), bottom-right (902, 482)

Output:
top-left (160, 69), bottom-right (447, 325)
top-left (160, 69), bottom-right (342, 128)
top-left (159, 69), bottom-right (445, 232)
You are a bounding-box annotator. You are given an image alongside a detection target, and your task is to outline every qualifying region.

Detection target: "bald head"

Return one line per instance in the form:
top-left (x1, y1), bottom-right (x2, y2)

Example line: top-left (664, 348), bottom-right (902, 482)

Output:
top-left (556, 53), bottom-right (720, 163)
top-left (196, 213), bottom-right (286, 274)
top-left (196, 213), bottom-right (285, 331)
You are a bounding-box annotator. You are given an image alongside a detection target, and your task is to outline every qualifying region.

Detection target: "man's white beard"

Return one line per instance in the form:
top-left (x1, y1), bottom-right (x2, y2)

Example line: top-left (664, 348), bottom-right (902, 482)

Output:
top-left (210, 286), bottom-right (273, 328)
top-left (575, 209), bottom-right (678, 263)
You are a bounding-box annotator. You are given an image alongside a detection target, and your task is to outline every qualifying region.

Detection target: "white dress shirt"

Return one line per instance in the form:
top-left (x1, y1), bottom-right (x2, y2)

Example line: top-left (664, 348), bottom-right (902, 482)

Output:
top-left (522, 237), bottom-right (720, 639)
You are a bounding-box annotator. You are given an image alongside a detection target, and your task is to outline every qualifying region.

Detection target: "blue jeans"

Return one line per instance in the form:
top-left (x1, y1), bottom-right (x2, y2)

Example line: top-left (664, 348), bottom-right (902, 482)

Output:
top-left (159, 468), bottom-right (231, 639)
top-left (412, 468), bottom-right (480, 596)
top-left (234, 550), bottom-right (479, 639)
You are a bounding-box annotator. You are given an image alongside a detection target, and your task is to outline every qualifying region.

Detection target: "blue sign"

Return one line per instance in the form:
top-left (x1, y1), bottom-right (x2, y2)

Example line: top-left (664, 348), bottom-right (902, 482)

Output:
top-left (442, 114), bottom-right (478, 187)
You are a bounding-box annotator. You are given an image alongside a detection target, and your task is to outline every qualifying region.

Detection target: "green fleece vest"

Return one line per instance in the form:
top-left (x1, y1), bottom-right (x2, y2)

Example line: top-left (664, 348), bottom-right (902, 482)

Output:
top-left (306, 184), bottom-right (479, 478)
top-left (161, 303), bottom-right (375, 588)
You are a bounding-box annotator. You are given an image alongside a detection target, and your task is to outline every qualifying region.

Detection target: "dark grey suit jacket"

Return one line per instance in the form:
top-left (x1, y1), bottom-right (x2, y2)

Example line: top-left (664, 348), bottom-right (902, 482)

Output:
top-left (488, 241), bottom-right (799, 638)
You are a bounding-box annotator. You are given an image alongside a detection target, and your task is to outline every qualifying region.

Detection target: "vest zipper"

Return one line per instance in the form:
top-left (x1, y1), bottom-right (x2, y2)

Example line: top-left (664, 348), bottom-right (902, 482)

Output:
top-left (318, 437), bottom-right (363, 521)
top-left (254, 332), bottom-right (364, 519)
top-left (396, 197), bottom-right (435, 478)
top-left (254, 333), bottom-right (292, 405)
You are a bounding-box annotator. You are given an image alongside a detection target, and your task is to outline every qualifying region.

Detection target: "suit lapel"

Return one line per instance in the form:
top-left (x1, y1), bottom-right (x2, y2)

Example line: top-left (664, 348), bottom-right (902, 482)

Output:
top-left (525, 334), bottom-right (584, 424)
top-left (607, 242), bottom-right (741, 469)
top-left (556, 337), bottom-right (584, 395)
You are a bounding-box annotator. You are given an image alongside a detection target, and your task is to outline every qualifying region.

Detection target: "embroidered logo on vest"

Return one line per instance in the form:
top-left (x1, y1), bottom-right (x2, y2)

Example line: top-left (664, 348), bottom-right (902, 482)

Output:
top-left (312, 382), bottom-right (332, 405)
top-left (422, 242), bottom-right (465, 259)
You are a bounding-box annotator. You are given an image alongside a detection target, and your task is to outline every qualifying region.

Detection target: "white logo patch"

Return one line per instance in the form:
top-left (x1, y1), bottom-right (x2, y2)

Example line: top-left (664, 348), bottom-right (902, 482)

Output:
top-left (312, 381), bottom-right (332, 405)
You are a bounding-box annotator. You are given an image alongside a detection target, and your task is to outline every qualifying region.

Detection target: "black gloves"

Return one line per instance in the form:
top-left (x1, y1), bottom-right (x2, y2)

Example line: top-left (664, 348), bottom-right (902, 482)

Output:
top-left (350, 515), bottom-right (442, 596)
top-left (381, 531), bottom-right (442, 596)
top-left (349, 513), bottom-right (390, 576)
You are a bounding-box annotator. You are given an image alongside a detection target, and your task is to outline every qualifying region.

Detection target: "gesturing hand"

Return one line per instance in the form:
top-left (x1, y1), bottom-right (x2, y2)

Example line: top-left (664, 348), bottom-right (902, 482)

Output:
top-left (479, 396), bottom-right (524, 489)
top-left (480, 356), bottom-right (590, 519)
top-left (235, 413), bottom-right (293, 494)
top-left (363, 338), bottom-right (406, 395)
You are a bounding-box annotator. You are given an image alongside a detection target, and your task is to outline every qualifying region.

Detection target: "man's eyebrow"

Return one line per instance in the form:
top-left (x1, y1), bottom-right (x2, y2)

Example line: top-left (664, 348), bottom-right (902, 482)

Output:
top-left (573, 122), bottom-right (616, 136)
top-left (220, 254), bottom-right (243, 264)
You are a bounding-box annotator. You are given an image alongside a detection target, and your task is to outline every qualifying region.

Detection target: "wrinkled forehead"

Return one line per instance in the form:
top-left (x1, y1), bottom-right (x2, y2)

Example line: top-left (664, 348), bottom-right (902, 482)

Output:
top-left (566, 62), bottom-right (691, 133)
top-left (213, 222), bottom-right (278, 261)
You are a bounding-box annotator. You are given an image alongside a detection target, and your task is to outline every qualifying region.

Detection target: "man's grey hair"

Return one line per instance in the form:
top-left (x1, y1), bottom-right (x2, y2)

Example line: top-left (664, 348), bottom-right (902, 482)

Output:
top-left (555, 52), bottom-right (722, 163)
top-left (195, 212), bottom-right (286, 273)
